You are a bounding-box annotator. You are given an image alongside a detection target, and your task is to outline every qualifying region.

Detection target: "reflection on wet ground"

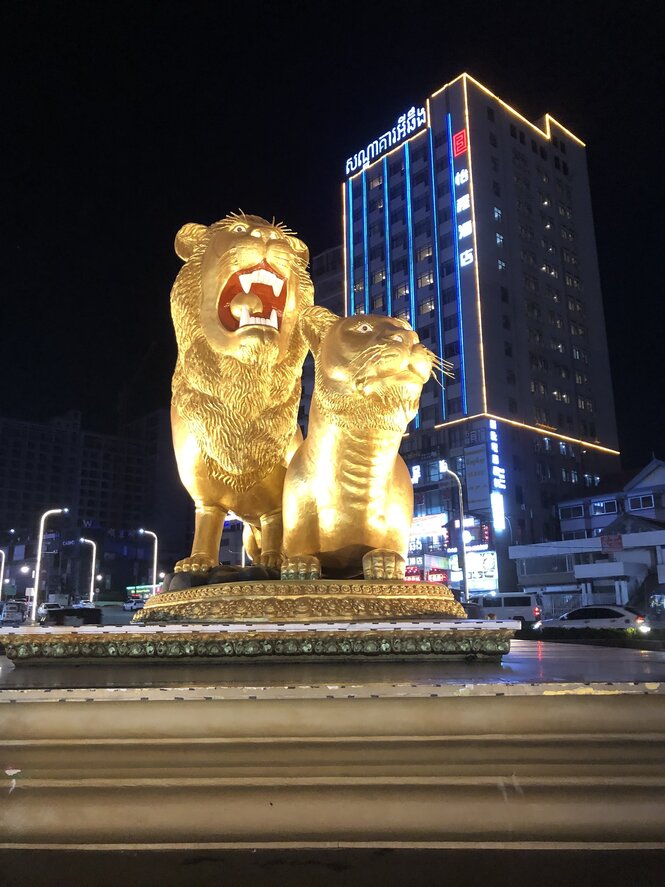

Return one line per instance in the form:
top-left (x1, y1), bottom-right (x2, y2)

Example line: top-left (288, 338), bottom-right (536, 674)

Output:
top-left (2, 640), bottom-right (665, 690)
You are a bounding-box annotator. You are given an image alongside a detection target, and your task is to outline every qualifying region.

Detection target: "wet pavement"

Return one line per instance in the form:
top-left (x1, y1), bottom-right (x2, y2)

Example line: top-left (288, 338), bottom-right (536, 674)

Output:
top-left (2, 639), bottom-right (665, 691)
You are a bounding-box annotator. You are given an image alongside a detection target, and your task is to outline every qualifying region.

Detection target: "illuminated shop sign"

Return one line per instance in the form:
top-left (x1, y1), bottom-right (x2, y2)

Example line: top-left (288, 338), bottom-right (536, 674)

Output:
top-left (345, 105), bottom-right (427, 176)
top-left (489, 419), bottom-right (507, 532)
top-left (451, 129), bottom-right (474, 268)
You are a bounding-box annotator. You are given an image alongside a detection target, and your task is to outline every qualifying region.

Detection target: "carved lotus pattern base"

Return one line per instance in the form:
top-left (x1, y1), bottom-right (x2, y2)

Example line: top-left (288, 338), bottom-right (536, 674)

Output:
top-left (1, 628), bottom-right (513, 663)
top-left (137, 579), bottom-right (467, 624)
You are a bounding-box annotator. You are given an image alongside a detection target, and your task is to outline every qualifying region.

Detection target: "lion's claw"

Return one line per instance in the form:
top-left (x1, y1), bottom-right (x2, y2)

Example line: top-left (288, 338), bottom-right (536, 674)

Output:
top-left (174, 554), bottom-right (219, 574)
top-left (362, 549), bottom-right (405, 580)
top-left (281, 555), bottom-right (321, 581)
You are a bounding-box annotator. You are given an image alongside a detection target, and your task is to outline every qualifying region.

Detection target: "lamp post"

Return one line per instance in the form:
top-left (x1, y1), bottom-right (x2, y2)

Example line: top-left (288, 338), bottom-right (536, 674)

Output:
top-left (0, 548), bottom-right (5, 602)
top-left (31, 507), bottom-right (68, 622)
top-left (79, 537), bottom-right (97, 603)
top-left (440, 461), bottom-right (468, 604)
top-left (139, 528), bottom-right (158, 596)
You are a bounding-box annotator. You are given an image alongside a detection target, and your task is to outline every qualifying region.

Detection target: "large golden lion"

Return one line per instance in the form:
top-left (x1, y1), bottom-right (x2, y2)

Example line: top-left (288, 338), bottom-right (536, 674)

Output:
top-left (170, 212), bottom-right (313, 572)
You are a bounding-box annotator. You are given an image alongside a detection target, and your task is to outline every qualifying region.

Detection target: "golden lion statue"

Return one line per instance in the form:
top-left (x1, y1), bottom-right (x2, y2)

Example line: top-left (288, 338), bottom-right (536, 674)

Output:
top-left (170, 212), bottom-right (313, 572)
top-left (282, 307), bottom-right (437, 580)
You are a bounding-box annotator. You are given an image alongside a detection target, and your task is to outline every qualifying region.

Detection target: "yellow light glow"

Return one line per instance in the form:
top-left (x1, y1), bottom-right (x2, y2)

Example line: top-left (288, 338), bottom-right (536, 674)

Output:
top-left (463, 74), bottom-right (488, 414)
top-left (348, 128), bottom-right (428, 183)
top-left (463, 73), bottom-right (585, 146)
top-left (434, 412), bottom-right (619, 456)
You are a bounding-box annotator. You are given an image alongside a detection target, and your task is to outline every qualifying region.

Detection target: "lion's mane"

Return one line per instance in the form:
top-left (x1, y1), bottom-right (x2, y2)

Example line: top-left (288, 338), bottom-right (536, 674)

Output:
top-left (171, 219), bottom-right (313, 492)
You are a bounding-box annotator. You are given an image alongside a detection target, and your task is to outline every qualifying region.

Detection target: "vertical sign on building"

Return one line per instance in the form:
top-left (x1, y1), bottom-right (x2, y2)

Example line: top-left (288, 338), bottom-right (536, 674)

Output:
top-left (447, 114), bottom-right (469, 414)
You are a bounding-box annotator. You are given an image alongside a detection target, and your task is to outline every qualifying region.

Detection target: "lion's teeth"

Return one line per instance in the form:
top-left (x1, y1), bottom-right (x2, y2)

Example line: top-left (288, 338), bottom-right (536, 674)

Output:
top-left (271, 278), bottom-right (284, 297)
top-left (268, 309), bottom-right (278, 329)
top-left (239, 274), bottom-right (252, 294)
top-left (239, 305), bottom-right (251, 327)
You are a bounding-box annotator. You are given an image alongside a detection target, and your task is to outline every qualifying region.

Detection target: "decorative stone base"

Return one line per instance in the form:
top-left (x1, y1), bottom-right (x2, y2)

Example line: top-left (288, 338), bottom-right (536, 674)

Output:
top-left (0, 620), bottom-right (515, 664)
top-left (138, 579), bottom-right (467, 623)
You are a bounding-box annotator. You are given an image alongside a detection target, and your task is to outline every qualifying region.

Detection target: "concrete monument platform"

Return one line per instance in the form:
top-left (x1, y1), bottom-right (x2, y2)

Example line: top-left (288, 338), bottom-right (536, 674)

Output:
top-left (2, 641), bottom-right (665, 851)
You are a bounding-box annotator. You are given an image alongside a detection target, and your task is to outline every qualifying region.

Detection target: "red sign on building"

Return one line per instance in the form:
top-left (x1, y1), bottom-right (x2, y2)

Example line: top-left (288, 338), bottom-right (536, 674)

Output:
top-left (452, 128), bottom-right (468, 157)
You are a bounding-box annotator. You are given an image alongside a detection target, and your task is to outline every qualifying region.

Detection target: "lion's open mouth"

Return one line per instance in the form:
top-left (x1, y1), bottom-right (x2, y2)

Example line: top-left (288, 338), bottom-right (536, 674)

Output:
top-left (217, 261), bottom-right (286, 333)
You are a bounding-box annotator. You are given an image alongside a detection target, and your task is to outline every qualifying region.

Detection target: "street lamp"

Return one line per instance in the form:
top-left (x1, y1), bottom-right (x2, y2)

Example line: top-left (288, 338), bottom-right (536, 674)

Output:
top-left (31, 507), bottom-right (68, 622)
top-left (440, 461), bottom-right (468, 604)
top-left (0, 549), bottom-right (5, 602)
top-left (139, 528), bottom-right (158, 595)
top-left (80, 537), bottom-right (97, 603)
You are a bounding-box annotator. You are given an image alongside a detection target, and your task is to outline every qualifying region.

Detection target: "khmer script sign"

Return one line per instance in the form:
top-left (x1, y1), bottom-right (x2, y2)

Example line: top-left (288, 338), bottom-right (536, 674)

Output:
top-left (345, 105), bottom-right (427, 176)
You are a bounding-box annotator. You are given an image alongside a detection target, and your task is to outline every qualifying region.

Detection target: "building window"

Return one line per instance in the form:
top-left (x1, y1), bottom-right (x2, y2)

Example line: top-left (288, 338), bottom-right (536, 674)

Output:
top-left (496, 233), bottom-right (504, 247)
top-left (500, 286), bottom-right (510, 303)
top-left (560, 504), bottom-right (584, 520)
top-left (418, 297), bottom-right (435, 314)
top-left (417, 271), bottom-right (434, 288)
top-left (494, 206), bottom-right (503, 222)
top-left (371, 269), bottom-right (386, 284)
top-left (493, 181), bottom-right (501, 197)
top-left (498, 259), bottom-right (506, 271)
top-left (591, 500), bottom-right (618, 516)
top-left (416, 244), bottom-right (433, 262)
top-left (504, 341), bottom-right (513, 357)
top-left (487, 107), bottom-right (496, 122)
top-left (489, 132), bottom-right (497, 147)
top-left (394, 282), bottom-right (409, 299)
top-left (628, 495), bottom-right (655, 511)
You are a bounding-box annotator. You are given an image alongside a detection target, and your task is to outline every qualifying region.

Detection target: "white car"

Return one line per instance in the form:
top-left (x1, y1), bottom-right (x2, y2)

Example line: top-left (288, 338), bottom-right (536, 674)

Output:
top-left (534, 605), bottom-right (650, 634)
top-left (36, 602), bottom-right (64, 618)
top-left (122, 598), bottom-right (145, 611)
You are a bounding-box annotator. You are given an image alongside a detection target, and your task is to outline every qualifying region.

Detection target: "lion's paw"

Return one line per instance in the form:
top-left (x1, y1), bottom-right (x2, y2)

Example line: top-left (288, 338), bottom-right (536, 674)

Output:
top-left (362, 549), bottom-right (405, 581)
top-left (281, 555), bottom-right (322, 581)
top-left (174, 553), bottom-right (219, 574)
top-left (260, 549), bottom-right (284, 570)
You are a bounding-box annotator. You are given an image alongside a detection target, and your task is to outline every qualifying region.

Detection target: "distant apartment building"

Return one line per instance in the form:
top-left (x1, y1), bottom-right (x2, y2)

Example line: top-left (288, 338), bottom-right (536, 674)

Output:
top-left (508, 460), bottom-right (665, 616)
top-left (341, 72), bottom-right (620, 593)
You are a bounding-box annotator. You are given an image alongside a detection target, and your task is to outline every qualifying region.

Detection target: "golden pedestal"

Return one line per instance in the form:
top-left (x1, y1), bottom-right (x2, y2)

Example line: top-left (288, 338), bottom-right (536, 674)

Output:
top-left (137, 579), bottom-right (467, 623)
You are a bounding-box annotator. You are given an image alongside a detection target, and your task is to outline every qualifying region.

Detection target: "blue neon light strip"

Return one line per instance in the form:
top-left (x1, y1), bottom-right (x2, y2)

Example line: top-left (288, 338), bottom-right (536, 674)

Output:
top-left (346, 179), bottom-right (354, 315)
top-left (383, 156), bottom-right (392, 317)
top-left (428, 124), bottom-right (446, 421)
top-left (362, 170), bottom-right (370, 314)
top-left (404, 141), bottom-right (419, 429)
top-left (404, 143), bottom-right (416, 328)
top-left (447, 113), bottom-right (468, 415)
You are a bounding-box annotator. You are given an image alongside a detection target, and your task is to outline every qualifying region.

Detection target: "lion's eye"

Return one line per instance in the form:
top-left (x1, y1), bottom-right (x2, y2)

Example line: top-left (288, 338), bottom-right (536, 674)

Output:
top-left (356, 323), bottom-right (372, 333)
top-left (250, 229), bottom-right (262, 238)
top-left (233, 224), bottom-right (246, 234)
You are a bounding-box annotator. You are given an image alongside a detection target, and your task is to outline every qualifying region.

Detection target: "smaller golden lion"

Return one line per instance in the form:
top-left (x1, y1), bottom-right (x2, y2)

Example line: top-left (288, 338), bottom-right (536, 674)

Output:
top-left (170, 212), bottom-right (313, 573)
top-left (282, 307), bottom-right (437, 580)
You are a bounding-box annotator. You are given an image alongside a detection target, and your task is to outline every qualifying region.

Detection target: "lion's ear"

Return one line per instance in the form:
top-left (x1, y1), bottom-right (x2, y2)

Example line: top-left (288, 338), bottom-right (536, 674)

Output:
top-left (300, 305), bottom-right (338, 356)
top-left (175, 223), bottom-right (208, 261)
top-left (286, 235), bottom-right (309, 264)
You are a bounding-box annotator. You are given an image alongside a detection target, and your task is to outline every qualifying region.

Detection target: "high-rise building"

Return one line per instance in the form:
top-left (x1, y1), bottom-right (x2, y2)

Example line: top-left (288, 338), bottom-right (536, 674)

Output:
top-left (342, 73), bottom-right (620, 592)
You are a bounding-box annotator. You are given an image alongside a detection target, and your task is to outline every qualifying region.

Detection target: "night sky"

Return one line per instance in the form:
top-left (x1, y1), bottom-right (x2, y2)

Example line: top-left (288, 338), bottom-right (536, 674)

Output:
top-left (2, 0), bottom-right (664, 468)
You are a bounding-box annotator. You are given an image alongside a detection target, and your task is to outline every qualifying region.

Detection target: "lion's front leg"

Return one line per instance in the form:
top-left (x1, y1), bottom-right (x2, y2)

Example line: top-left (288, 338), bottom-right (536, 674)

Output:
top-left (175, 504), bottom-right (225, 573)
top-left (258, 508), bottom-right (284, 569)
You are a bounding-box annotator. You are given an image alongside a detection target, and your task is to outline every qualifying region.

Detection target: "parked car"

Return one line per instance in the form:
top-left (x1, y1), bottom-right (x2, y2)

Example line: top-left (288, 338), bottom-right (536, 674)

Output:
top-left (72, 600), bottom-right (95, 608)
top-left (534, 605), bottom-right (650, 634)
top-left (467, 592), bottom-right (543, 627)
top-left (0, 601), bottom-right (27, 624)
top-left (36, 602), bottom-right (64, 618)
top-left (122, 598), bottom-right (145, 611)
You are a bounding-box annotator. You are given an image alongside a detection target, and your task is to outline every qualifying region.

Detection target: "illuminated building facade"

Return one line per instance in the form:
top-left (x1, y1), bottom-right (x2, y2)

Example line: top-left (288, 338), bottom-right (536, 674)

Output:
top-left (342, 74), bottom-right (620, 591)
